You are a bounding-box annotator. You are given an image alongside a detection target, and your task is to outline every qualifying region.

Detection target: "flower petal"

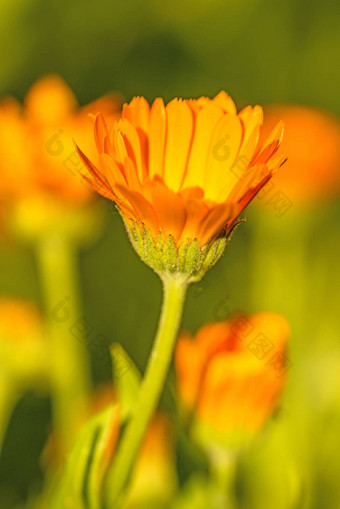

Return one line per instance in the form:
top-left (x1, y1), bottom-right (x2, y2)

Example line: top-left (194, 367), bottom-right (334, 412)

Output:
top-left (149, 98), bottom-right (167, 179)
top-left (163, 99), bottom-right (194, 191)
top-left (184, 102), bottom-right (223, 190)
top-left (204, 114), bottom-right (243, 201)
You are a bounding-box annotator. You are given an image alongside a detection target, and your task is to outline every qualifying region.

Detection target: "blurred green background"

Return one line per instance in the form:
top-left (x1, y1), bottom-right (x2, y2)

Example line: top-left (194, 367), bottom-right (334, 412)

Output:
top-left (0, 0), bottom-right (340, 508)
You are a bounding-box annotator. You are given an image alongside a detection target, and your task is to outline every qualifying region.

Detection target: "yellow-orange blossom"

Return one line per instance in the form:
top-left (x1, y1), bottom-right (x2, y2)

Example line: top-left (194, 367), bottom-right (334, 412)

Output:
top-left (77, 91), bottom-right (285, 246)
top-left (176, 313), bottom-right (290, 444)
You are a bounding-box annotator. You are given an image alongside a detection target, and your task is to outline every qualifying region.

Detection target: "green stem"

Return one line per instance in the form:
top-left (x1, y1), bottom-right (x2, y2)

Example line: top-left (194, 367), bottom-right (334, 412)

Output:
top-left (37, 235), bottom-right (91, 454)
top-left (210, 452), bottom-right (237, 509)
top-left (106, 274), bottom-right (188, 507)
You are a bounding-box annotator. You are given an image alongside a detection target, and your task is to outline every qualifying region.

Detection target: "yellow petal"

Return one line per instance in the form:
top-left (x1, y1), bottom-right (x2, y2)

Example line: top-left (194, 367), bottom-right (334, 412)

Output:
top-left (163, 99), bottom-right (194, 191)
top-left (122, 97), bottom-right (150, 134)
top-left (204, 114), bottom-right (243, 201)
top-left (184, 102), bottom-right (223, 189)
top-left (213, 91), bottom-right (237, 114)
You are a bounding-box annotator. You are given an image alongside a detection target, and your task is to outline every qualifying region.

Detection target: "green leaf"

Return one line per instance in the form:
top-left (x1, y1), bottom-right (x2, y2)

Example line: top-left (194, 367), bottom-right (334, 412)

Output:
top-left (52, 405), bottom-right (117, 509)
top-left (110, 343), bottom-right (141, 421)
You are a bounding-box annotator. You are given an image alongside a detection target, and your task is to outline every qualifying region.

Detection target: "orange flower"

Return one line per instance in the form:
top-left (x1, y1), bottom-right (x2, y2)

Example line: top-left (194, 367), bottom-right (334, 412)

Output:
top-left (175, 313), bottom-right (290, 448)
top-left (76, 92), bottom-right (285, 246)
top-left (0, 75), bottom-right (120, 204)
top-left (259, 105), bottom-right (340, 205)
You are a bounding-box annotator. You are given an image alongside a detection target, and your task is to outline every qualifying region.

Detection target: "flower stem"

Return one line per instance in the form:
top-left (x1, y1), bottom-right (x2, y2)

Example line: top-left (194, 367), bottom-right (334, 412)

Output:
top-left (37, 234), bottom-right (91, 454)
top-left (210, 452), bottom-right (237, 509)
top-left (106, 274), bottom-right (188, 507)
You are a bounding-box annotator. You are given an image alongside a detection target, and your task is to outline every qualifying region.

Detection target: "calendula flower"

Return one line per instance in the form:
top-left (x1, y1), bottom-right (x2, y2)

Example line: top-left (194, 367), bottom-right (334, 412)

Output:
top-left (0, 75), bottom-right (120, 204)
top-left (259, 105), bottom-right (340, 205)
top-left (76, 92), bottom-right (284, 279)
top-left (0, 75), bottom-right (120, 241)
top-left (175, 313), bottom-right (290, 450)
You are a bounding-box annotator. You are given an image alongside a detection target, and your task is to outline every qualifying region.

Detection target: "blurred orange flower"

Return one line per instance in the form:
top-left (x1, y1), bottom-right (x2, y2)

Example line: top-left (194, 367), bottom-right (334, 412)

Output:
top-left (175, 313), bottom-right (290, 447)
top-left (77, 92), bottom-right (285, 246)
top-left (0, 75), bottom-right (121, 205)
top-left (260, 105), bottom-right (340, 205)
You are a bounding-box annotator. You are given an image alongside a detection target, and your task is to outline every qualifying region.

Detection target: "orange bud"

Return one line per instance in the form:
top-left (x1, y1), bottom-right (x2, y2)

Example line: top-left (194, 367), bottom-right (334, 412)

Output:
top-left (176, 313), bottom-right (290, 449)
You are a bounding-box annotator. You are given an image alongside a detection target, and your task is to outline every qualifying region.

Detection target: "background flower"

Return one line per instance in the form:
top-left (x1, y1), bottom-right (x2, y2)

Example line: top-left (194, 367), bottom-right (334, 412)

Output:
top-left (258, 105), bottom-right (340, 205)
top-left (0, 75), bottom-right (120, 205)
top-left (176, 313), bottom-right (290, 449)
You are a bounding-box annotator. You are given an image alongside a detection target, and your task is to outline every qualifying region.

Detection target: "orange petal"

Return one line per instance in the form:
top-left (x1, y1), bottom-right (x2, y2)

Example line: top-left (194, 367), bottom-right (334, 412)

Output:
top-left (94, 113), bottom-right (109, 153)
top-left (118, 119), bottom-right (146, 181)
top-left (251, 140), bottom-right (280, 166)
top-left (122, 156), bottom-right (142, 193)
top-left (148, 180), bottom-right (187, 240)
top-left (198, 202), bottom-right (234, 244)
top-left (226, 126), bottom-right (261, 201)
top-left (112, 127), bottom-right (128, 162)
top-left (181, 198), bottom-right (209, 240)
top-left (99, 153), bottom-right (127, 188)
top-left (263, 120), bottom-right (284, 147)
top-left (76, 144), bottom-right (109, 189)
top-left (149, 98), bottom-right (167, 179)
top-left (115, 184), bottom-right (159, 234)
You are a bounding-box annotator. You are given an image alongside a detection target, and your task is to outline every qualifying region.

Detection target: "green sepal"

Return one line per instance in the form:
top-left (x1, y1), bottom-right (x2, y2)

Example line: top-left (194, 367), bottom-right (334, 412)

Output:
top-left (123, 217), bottom-right (236, 283)
top-left (162, 235), bottom-right (178, 272)
top-left (184, 240), bottom-right (201, 275)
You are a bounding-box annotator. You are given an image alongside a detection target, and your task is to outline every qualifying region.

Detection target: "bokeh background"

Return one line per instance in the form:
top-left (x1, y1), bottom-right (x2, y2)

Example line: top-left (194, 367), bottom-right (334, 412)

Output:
top-left (0, 0), bottom-right (339, 508)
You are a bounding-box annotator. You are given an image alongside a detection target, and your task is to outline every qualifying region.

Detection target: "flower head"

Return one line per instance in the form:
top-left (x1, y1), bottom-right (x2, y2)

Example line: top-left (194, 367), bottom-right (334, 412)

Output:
top-left (76, 92), bottom-right (284, 278)
top-left (259, 105), bottom-right (340, 205)
top-left (78, 92), bottom-right (284, 280)
top-left (175, 313), bottom-right (290, 450)
top-left (0, 75), bottom-right (120, 204)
